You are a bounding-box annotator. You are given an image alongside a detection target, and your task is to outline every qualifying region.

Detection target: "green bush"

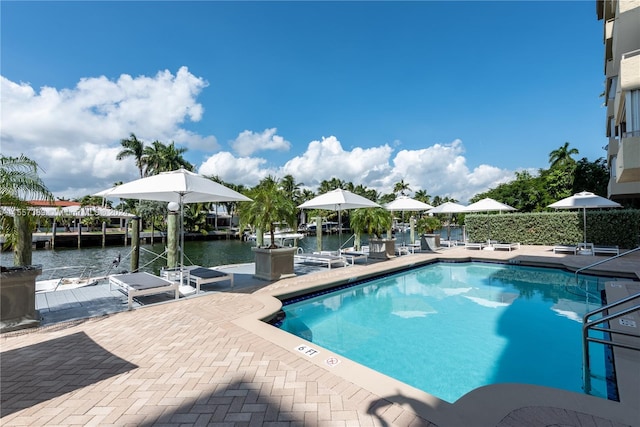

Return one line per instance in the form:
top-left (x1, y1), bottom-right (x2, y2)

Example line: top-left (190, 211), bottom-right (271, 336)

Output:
top-left (464, 209), bottom-right (640, 249)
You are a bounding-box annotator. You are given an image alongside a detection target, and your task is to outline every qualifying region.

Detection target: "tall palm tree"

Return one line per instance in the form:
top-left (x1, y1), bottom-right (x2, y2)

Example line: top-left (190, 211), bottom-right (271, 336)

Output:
top-left (414, 189), bottom-right (431, 204)
top-left (116, 133), bottom-right (146, 178)
top-left (142, 140), bottom-right (165, 176)
top-left (393, 180), bottom-right (411, 196)
top-left (318, 178), bottom-right (345, 194)
top-left (1, 155), bottom-right (54, 265)
top-left (143, 140), bottom-right (193, 175)
top-left (549, 142), bottom-right (579, 169)
top-left (162, 141), bottom-right (193, 172)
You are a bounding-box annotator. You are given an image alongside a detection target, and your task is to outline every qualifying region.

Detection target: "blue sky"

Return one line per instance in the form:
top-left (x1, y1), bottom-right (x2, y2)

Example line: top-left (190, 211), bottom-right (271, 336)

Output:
top-left (1, 1), bottom-right (605, 203)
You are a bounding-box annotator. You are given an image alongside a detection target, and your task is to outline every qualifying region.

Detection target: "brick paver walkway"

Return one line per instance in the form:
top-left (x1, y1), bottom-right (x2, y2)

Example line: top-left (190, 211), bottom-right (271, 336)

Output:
top-left (1, 291), bottom-right (435, 426)
top-left (2, 245), bottom-right (638, 426)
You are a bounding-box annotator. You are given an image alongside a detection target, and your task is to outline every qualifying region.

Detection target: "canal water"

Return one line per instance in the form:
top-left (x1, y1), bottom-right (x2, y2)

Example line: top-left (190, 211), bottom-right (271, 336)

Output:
top-left (1, 228), bottom-right (463, 277)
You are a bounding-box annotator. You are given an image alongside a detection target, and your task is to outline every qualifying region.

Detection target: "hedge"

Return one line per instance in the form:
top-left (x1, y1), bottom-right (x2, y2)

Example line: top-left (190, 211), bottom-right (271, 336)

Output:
top-left (463, 209), bottom-right (640, 249)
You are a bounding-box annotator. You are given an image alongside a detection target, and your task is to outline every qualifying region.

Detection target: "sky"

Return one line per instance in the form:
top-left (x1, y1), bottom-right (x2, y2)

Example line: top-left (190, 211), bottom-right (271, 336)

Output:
top-left (1, 1), bottom-right (607, 204)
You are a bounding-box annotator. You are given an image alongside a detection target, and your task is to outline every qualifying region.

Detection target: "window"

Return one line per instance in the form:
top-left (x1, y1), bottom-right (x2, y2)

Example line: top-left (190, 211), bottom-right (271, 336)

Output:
top-left (608, 76), bottom-right (618, 100)
top-left (625, 90), bottom-right (640, 136)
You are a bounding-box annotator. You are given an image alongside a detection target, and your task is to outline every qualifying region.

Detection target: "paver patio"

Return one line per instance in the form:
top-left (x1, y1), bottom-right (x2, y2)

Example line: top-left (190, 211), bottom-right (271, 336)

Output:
top-left (2, 245), bottom-right (639, 426)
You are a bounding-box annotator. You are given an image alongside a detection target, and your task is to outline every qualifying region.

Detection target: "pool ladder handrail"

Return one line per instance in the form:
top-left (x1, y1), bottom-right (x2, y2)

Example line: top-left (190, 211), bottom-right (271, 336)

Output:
top-left (574, 246), bottom-right (640, 282)
top-left (579, 246), bottom-right (640, 394)
top-left (582, 292), bottom-right (640, 394)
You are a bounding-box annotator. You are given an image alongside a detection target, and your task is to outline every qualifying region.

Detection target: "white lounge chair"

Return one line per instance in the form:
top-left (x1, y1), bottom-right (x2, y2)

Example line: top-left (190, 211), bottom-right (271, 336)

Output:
top-left (294, 251), bottom-right (348, 269)
top-left (340, 249), bottom-right (369, 265)
top-left (593, 245), bottom-right (619, 256)
top-left (553, 244), bottom-right (578, 255)
top-left (110, 272), bottom-right (179, 310)
top-left (465, 242), bottom-right (485, 250)
top-left (185, 266), bottom-right (234, 292)
top-left (493, 242), bottom-right (520, 251)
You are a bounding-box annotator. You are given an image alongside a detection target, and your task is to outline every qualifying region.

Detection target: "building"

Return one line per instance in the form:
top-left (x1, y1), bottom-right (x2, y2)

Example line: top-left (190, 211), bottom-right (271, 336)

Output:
top-left (598, 0), bottom-right (640, 206)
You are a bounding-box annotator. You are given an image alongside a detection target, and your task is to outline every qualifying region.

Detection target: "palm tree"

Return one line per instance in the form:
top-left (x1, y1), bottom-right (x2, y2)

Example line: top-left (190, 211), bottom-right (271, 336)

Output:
top-left (116, 133), bottom-right (146, 178)
top-left (549, 142), bottom-right (579, 169)
top-left (414, 189), bottom-right (431, 204)
top-left (318, 178), bottom-right (345, 194)
top-left (1, 155), bottom-right (54, 266)
top-left (183, 203), bottom-right (210, 235)
top-left (162, 141), bottom-right (193, 172)
top-left (240, 176), bottom-right (297, 249)
top-left (350, 207), bottom-right (393, 240)
top-left (142, 140), bottom-right (165, 176)
top-left (143, 140), bottom-right (193, 175)
top-left (393, 180), bottom-right (411, 196)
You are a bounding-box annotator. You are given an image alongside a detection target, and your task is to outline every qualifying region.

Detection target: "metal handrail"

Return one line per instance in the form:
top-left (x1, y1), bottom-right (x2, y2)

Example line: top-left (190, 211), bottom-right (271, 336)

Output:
top-left (575, 246), bottom-right (640, 282)
top-left (582, 292), bottom-right (640, 394)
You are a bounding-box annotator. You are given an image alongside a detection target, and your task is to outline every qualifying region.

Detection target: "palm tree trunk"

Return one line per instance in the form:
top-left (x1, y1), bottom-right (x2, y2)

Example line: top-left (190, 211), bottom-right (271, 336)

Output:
top-left (13, 214), bottom-right (32, 266)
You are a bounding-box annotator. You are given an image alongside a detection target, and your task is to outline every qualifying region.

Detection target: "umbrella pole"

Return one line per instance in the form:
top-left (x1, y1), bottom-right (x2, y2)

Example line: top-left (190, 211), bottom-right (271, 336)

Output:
top-left (178, 194), bottom-right (194, 295)
top-left (583, 207), bottom-right (587, 247)
top-left (402, 211), bottom-right (405, 246)
top-left (180, 196), bottom-right (185, 285)
top-left (338, 208), bottom-right (342, 253)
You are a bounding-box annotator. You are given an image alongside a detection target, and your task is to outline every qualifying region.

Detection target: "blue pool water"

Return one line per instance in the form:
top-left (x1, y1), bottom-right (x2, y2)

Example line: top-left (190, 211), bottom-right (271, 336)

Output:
top-left (276, 262), bottom-right (615, 403)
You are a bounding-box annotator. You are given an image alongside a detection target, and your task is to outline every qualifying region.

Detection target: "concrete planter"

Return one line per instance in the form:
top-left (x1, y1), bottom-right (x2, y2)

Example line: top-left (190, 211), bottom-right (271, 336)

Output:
top-left (1, 265), bottom-right (42, 332)
top-left (368, 238), bottom-right (396, 259)
top-left (420, 234), bottom-right (441, 251)
top-left (252, 247), bottom-right (296, 281)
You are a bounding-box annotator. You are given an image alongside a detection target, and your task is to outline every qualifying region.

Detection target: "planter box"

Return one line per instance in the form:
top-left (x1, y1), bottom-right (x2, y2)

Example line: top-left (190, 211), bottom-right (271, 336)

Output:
top-left (1, 265), bottom-right (42, 332)
top-left (420, 234), bottom-right (441, 251)
top-left (368, 238), bottom-right (396, 259)
top-left (252, 247), bottom-right (296, 281)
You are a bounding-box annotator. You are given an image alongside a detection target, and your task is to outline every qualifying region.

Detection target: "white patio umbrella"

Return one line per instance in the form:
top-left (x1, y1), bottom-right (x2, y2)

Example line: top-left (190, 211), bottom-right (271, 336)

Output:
top-left (548, 191), bottom-right (621, 249)
top-left (427, 201), bottom-right (467, 241)
top-left (297, 188), bottom-right (381, 250)
top-left (97, 168), bottom-right (252, 291)
top-left (464, 198), bottom-right (516, 244)
top-left (385, 196), bottom-right (434, 245)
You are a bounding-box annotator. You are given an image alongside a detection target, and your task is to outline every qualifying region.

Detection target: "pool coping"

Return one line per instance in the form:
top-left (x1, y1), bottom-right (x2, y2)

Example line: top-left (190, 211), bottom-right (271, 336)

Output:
top-left (234, 246), bottom-right (640, 427)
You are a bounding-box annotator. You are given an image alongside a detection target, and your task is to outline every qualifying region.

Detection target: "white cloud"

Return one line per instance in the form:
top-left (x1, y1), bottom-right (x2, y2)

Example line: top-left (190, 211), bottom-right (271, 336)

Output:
top-left (281, 136), bottom-right (394, 189)
top-left (198, 136), bottom-right (513, 203)
top-left (230, 128), bottom-right (291, 156)
top-left (199, 152), bottom-right (277, 186)
top-left (1, 68), bottom-right (215, 198)
top-left (1, 70), bottom-right (515, 203)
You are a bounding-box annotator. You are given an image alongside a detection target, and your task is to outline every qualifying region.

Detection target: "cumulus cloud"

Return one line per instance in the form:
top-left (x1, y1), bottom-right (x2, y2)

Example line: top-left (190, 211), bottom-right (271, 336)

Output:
top-left (230, 128), bottom-right (291, 156)
top-left (1, 69), bottom-right (514, 203)
top-left (281, 136), bottom-right (394, 189)
top-left (199, 152), bottom-right (277, 186)
top-left (198, 136), bottom-right (513, 203)
top-left (1, 67), bottom-right (215, 197)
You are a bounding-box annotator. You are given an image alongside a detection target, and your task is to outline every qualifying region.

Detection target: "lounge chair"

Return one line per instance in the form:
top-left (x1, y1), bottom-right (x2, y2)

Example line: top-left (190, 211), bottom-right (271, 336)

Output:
top-left (593, 245), bottom-right (619, 256)
top-left (493, 242), bottom-right (520, 251)
top-left (553, 244), bottom-right (578, 255)
top-left (395, 245), bottom-right (412, 256)
top-left (340, 249), bottom-right (369, 265)
top-left (294, 251), bottom-right (348, 269)
top-left (185, 266), bottom-right (234, 292)
top-left (465, 242), bottom-right (485, 250)
top-left (440, 239), bottom-right (459, 248)
top-left (109, 272), bottom-right (179, 310)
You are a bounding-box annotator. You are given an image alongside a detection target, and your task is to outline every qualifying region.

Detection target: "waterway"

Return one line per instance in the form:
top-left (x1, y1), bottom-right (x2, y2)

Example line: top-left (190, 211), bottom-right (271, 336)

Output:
top-left (1, 228), bottom-right (463, 277)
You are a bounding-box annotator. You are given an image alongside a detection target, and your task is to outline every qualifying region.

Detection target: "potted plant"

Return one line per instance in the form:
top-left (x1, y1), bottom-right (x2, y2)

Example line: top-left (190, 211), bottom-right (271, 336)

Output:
top-left (416, 216), bottom-right (442, 250)
top-left (350, 207), bottom-right (393, 259)
top-left (239, 176), bottom-right (298, 280)
top-left (1, 155), bottom-right (54, 332)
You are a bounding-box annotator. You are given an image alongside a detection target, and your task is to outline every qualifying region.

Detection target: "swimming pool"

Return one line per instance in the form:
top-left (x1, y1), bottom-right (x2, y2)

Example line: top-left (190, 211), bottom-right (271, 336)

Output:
top-left (275, 261), bottom-right (616, 403)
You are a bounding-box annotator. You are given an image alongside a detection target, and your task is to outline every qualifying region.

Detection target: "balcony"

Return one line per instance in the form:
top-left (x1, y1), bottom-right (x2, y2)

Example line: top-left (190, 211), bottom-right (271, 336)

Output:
top-left (620, 50), bottom-right (640, 90)
top-left (616, 135), bottom-right (640, 183)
